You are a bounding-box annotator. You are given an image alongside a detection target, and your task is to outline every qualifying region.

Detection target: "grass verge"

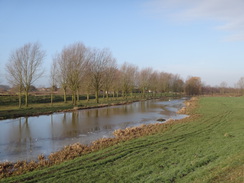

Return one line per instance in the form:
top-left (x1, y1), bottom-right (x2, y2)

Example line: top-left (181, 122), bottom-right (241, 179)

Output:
top-left (1, 96), bottom-right (244, 182)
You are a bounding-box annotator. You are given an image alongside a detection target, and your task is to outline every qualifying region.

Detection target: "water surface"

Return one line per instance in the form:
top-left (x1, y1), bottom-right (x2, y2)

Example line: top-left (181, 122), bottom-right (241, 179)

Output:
top-left (0, 98), bottom-right (188, 162)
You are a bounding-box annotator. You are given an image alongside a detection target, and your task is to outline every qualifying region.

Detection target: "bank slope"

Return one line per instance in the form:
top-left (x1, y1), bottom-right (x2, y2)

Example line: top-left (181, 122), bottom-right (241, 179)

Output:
top-left (1, 97), bottom-right (244, 183)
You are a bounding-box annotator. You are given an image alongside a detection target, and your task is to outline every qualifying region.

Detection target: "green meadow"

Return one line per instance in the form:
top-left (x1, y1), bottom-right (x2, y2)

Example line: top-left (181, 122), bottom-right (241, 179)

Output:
top-left (1, 97), bottom-right (244, 183)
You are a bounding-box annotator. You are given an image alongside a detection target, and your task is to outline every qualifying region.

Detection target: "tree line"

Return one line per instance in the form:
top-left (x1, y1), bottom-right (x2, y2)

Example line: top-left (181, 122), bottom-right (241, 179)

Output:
top-left (5, 42), bottom-right (203, 108)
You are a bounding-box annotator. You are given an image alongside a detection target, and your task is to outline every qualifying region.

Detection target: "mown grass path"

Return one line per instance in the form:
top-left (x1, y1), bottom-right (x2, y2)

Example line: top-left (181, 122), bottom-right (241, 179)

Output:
top-left (1, 97), bottom-right (244, 182)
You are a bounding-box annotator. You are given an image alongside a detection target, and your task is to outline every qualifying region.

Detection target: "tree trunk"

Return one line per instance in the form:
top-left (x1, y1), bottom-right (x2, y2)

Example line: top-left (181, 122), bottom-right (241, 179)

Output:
top-left (113, 91), bottom-right (115, 98)
top-left (77, 89), bottom-right (79, 103)
top-left (18, 87), bottom-right (22, 108)
top-left (51, 86), bottom-right (54, 106)
top-left (25, 91), bottom-right (29, 107)
top-left (95, 90), bottom-right (99, 103)
top-left (72, 91), bottom-right (76, 105)
top-left (124, 91), bottom-right (127, 100)
top-left (18, 93), bottom-right (22, 108)
top-left (106, 91), bottom-right (109, 101)
top-left (63, 88), bottom-right (67, 103)
top-left (51, 92), bottom-right (53, 106)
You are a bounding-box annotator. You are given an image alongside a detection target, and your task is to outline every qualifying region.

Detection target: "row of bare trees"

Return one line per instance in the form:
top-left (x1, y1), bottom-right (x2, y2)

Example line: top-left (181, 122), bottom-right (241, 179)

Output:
top-left (5, 42), bottom-right (204, 108)
top-left (51, 43), bottom-right (117, 105)
top-left (51, 42), bottom-right (187, 105)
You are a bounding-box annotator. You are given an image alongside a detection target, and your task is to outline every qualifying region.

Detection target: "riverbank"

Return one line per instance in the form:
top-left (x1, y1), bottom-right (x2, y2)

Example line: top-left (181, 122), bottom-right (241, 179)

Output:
top-left (0, 96), bottom-right (173, 120)
top-left (1, 96), bottom-right (243, 182)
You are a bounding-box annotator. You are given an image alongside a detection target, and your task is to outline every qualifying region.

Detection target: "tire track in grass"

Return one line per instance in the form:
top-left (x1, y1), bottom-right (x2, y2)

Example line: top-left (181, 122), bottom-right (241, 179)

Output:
top-left (17, 148), bottom-right (137, 183)
top-left (33, 111), bottom-right (231, 182)
top-left (8, 134), bottom-right (189, 183)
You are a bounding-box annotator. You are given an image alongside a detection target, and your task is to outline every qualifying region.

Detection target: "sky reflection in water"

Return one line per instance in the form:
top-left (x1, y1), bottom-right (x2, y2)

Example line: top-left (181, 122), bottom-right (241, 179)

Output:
top-left (0, 98), bottom-right (188, 162)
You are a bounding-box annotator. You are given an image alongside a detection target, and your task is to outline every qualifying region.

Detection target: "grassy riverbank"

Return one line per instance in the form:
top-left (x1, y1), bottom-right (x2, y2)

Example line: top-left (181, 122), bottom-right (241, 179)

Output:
top-left (1, 97), bottom-right (244, 182)
top-left (0, 94), bottom-right (176, 120)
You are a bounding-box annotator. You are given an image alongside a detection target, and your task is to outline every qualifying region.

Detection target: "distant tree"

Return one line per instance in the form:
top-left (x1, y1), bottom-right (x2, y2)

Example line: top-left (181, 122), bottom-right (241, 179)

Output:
top-left (148, 71), bottom-right (159, 97)
top-left (0, 85), bottom-right (10, 92)
top-left (29, 85), bottom-right (38, 92)
top-left (237, 77), bottom-right (244, 95)
top-left (158, 72), bottom-right (172, 94)
top-left (220, 81), bottom-right (228, 94)
top-left (185, 76), bottom-right (202, 95)
top-left (202, 85), bottom-right (214, 95)
top-left (138, 67), bottom-right (153, 98)
top-left (171, 74), bottom-right (184, 93)
top-left (6, 42), bottom-right (45, 107)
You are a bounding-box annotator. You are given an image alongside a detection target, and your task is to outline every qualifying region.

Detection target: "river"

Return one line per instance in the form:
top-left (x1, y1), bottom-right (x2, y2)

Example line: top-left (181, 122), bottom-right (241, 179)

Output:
top-left (0, 98), bottom-right (188, 162)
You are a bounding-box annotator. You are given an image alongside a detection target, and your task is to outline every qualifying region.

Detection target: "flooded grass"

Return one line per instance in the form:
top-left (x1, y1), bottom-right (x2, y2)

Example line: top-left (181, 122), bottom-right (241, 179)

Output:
top-left (1, 97), bottom-right (244, 182)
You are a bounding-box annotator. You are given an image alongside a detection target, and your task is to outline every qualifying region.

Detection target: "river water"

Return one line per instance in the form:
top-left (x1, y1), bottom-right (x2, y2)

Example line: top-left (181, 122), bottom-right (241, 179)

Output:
top-left (0, 98), bottom-right (188, 162)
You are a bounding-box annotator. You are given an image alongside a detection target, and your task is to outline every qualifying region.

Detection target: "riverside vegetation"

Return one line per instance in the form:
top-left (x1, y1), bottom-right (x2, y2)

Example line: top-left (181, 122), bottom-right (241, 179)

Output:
top-left (0, 96), bottom-right (244, 182)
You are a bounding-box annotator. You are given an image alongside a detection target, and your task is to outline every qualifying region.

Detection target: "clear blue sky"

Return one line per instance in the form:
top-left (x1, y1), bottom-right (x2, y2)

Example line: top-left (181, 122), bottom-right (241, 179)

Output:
top-left (1, 0), bottom-right (244, 87)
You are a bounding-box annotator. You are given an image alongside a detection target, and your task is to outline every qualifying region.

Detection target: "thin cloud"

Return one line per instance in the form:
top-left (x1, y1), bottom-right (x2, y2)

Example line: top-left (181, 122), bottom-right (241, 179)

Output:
top-left (145, 0), bottom-right (244, 41)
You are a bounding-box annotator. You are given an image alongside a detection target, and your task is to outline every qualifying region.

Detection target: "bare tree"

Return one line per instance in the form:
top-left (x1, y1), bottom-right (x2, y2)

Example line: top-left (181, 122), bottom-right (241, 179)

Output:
top-left (88, 48), bottom-right (115, 103)
top-left (148, 70), bottom-right (159, 97)
top-left (111, 68), bottom-right (121, 98)
top-left (6, 54), bottom-right (23, 108)
top-left (81, 68), bottom-right (92, 102)
top-left (171, 74), bottom-right (184, 93)
top-left (50, 59), bottom-right (58, 105)
top-left (120, 62), bottom-right (138, 99)
top-left (220, 81), bottom-right (228, 94)
top-left (237, 77), bottom-right (244, 95)
top-left (157, 72), bottom-right (166, 95)
top-left (103, 59), bottom-right (117, 100)
top-left (56, 53), bottom-right (68, 103)
top-left (159, 72), bottom-right (173, 94)
top-left (138, 67), bottom-right (153, 98)
top-left (56, 42), bottom-right (88, 105)
top-left (6, 42), bottom-right (45, 107)
top-left (185, 76), bottom-right (202, 96)
top-left (65, 43), bottom-right (88, 105)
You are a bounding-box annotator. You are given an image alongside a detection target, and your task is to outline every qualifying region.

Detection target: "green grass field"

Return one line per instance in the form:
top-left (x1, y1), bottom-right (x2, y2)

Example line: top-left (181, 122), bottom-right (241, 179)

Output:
top-left (1, 97), bottom-right (244, 182)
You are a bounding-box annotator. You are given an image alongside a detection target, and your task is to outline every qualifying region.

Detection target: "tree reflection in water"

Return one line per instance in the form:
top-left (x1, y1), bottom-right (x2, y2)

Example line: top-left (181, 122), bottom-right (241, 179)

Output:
top-left (0, 98), bottom-right (188, 162)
